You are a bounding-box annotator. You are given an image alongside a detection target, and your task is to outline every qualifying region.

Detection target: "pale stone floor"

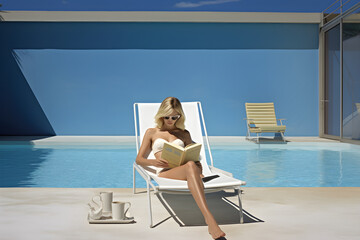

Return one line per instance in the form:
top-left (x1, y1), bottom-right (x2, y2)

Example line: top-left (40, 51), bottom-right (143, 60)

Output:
top-left (1, 187), bottom-right (360, 240)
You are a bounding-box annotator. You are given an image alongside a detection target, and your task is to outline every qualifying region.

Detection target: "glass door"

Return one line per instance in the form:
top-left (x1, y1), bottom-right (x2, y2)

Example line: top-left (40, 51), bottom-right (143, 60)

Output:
top-left (342, 14), bottom-right (360, 140)
top-left (324, 24), bottom-right (341, 138)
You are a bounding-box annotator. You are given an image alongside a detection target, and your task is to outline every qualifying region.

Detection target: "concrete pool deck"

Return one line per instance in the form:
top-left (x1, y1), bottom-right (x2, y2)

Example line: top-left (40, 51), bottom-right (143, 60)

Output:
top-left (1, 187), bottom-right (359, 240)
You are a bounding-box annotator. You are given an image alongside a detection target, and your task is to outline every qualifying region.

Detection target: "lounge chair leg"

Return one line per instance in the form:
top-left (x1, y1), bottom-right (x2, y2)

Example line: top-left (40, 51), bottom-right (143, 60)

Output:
top-left (147, 181), bottom-right (154, 228)
top-left (133, 164), bottom-right (136, 194)
top-left (236, 188), bottom-right (244, 224)
top-left (280, 132), bottom-right (286, 142)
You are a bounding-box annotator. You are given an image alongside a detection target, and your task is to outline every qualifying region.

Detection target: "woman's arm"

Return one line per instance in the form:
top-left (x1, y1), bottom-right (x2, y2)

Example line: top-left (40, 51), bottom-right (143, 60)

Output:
top-left (135, 128), bottom-right (168, 168)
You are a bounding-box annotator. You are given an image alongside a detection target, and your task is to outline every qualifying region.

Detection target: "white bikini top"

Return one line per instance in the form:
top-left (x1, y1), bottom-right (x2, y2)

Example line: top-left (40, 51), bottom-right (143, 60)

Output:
top-left (152, 138), bottom-right (185, 154)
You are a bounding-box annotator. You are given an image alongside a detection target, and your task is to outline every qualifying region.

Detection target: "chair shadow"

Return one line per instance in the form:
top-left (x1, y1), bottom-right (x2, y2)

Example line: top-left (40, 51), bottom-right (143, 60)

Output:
top-left (155, 190), bottom-right (263, 227)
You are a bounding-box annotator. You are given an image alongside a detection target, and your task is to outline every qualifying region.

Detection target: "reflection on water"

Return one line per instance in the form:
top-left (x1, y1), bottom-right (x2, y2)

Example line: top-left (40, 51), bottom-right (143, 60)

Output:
top-left (319, 149), bottom-right (360, 187)
top-left (0, 145), bottom-right (137, 188)
top-left (245, 149), bottom-right (285, 186)
top-left (0, 145), bottom-right (53, 187)
top-left (1, 142), bottom-right (360, 187)
top-left (211, 143), bottom-right (360, 187)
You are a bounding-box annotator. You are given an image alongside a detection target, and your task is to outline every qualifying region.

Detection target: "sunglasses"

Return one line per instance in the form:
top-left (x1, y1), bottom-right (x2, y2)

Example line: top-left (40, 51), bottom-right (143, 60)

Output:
top-left (164, 115), bottom-right (180, 120)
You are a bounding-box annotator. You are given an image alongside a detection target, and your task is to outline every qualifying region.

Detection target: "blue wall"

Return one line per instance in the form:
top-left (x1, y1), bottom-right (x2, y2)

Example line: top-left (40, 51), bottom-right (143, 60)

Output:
top-left (0, 22), bottom-right (319, 136)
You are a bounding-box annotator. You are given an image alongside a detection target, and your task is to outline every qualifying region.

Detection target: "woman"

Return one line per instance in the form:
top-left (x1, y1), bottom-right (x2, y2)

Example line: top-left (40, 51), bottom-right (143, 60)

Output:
top-left (136, 97), bottom-right (226, 240)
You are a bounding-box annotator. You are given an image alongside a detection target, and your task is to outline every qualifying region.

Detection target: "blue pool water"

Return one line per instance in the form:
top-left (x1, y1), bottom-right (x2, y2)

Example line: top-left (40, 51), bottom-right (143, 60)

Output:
top-left (1, 142), bottom-right (360, 188)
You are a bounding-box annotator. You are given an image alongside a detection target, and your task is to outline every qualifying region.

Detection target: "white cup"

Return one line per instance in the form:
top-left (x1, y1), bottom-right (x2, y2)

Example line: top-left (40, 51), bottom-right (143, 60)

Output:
top-left (92, 192), bottom-right (113, 213)
top-left (112, 201), bottom-right (131, 220)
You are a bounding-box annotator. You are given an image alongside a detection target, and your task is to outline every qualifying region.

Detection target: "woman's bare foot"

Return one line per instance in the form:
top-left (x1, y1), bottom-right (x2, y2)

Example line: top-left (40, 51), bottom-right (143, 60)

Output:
top-left (207, 219), bottom-right (226, 239)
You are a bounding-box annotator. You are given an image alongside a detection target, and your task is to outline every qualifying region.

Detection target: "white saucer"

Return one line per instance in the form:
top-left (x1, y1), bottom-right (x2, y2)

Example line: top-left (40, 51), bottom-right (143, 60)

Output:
top-left (88, 214), bottom-right (135, 224)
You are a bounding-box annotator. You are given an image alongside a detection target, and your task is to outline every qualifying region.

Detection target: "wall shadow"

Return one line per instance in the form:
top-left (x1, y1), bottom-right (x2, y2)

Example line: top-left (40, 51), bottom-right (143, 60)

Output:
top-left (0, 136), bottom-right (55, 143)
top-left (1, 22), bottom-right (319, 50)
top-left (0, 48), bottom-right (55, 135)
top-left (0, 145), bottom-right (53, 187)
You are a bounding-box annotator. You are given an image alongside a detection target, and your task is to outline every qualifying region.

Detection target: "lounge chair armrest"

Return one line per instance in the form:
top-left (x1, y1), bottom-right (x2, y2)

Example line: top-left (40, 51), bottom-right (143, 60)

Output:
top-left (134, 162), bottom-right (148, 178)
top-left (243, 118), bottom-right (255, 126)
top-left (209, 166), bottom-right (233, 177)
top-left (276, 118), bottom-right (286, 125)
top-left (133, 162), bottom-right (157, 191)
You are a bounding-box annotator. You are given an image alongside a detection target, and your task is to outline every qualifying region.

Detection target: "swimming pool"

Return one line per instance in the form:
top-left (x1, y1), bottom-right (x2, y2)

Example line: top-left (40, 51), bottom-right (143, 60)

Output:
top-left (1, 142), bottom-right (359, 188)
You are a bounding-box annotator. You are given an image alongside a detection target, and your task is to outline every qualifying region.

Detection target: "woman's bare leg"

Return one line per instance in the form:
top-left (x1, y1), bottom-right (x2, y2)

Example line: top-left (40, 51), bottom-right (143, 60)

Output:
top-left (159, 162), bottom-right (225, 239)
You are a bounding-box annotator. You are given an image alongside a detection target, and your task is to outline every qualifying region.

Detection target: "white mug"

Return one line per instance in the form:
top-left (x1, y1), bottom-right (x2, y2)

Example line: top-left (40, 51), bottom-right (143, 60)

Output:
top-left (112, 201), bottom-right (131, 220)
top-left (92, 192), bottom-right (113, 213)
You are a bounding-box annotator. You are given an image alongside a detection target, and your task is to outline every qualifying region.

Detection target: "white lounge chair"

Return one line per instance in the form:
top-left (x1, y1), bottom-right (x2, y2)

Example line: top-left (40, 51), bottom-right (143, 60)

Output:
top-left (133, 102), bottom-right (246, 227)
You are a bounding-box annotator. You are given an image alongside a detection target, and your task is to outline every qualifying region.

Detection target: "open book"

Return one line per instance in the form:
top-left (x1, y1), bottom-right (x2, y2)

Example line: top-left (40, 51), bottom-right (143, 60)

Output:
top-left (161, 142), bottom-right (202, 168)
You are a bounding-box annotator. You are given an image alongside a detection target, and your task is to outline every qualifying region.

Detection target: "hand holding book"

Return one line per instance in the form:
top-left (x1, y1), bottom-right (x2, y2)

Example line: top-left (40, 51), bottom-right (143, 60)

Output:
top-left (152, 158), bottom-right (169, 168)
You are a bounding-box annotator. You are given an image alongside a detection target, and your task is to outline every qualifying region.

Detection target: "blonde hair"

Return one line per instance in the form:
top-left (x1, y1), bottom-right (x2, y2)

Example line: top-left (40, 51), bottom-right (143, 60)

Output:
top-left (155, 97), bottom-right (186, 130)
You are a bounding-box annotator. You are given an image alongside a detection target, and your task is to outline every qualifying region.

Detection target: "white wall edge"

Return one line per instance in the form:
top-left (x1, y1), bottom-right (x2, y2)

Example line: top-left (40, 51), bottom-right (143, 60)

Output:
top-left (0, 11), bottom-right (322, 23)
